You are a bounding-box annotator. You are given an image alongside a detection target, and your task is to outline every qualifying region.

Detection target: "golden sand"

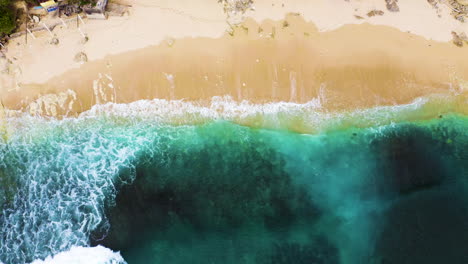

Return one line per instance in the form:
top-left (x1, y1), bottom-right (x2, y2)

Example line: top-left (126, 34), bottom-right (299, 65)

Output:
top-left (2, 14), bottom-right (468, 116)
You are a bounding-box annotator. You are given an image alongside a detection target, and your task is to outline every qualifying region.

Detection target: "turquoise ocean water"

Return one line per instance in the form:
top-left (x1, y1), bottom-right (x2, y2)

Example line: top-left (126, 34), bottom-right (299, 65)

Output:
top-left (0, 98), bottom-right (467, 263)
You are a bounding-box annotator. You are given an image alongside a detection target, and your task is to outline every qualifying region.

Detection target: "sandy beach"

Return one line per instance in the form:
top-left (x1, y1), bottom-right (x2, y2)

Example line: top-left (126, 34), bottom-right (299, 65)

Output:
top-left (1, 2), bottom-right (468, 263)
top-left (0, 0), bottom-right (467, 116)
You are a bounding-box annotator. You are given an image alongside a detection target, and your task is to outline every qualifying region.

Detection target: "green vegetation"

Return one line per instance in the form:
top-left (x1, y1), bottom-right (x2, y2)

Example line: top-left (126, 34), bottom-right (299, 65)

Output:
top-left (0, 0), bottom-right (15, 35)
top-left (67, 0), bottom-right (97, 7)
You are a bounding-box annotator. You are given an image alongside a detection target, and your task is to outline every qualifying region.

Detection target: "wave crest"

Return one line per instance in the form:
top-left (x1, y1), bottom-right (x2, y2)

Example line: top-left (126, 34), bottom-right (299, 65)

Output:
top-left (30, 246), bottom-right (126, 264)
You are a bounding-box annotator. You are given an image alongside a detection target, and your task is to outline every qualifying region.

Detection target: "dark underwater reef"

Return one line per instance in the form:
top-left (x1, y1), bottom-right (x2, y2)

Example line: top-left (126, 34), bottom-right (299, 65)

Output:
top-left (92, 115), bottom-right (468, 264)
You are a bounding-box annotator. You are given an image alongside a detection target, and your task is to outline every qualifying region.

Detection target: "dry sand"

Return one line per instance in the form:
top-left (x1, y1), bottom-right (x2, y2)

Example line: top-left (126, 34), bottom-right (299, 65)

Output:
top-left (0, 0), bottom-right (467, 117)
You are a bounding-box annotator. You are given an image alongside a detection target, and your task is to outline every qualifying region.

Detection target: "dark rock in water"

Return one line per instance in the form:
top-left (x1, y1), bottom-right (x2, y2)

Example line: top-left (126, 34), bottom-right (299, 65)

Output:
top-left (86, 119), bottom-right (467, 264)
top-left (93, 136), bottom-right (322, 259)
top-left (372, 119), bottom-right (468, 263)
top-left (375, 186), bottom-right (468, 264)
top-left (372, 125), bottom-right (446, 195)
top-left (385, 0), bottom-right (400, 12)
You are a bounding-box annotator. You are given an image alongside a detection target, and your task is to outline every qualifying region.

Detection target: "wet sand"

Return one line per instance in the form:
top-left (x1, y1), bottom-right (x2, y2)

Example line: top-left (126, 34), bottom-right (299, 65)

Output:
top-left (4, 14), bottom-right (467, 117)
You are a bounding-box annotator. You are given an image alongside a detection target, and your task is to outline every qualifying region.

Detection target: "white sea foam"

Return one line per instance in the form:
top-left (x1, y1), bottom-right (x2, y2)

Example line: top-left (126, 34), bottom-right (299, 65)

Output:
top-left (30, 246), bottom-right (126, 264)
top-left (0, 94), bottom-right (458, 263)
top-left (77, 94), bottom-right (454, 133)
top-left (4, 92), bottom-right (458, 134)
top-left (0, 116), bottom-right (147, 263)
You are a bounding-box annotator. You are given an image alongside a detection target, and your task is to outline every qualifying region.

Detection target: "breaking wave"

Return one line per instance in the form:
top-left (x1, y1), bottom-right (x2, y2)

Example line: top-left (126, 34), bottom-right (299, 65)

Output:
top-left (0, 95), bottom-right (467, 263)
top-left (30, 246), bottom-right (125, 264)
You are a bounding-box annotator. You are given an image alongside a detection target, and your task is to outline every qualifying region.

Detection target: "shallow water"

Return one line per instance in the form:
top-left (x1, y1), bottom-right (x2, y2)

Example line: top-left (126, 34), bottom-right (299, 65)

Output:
top-left (0, 100), bottom-right (467, 263)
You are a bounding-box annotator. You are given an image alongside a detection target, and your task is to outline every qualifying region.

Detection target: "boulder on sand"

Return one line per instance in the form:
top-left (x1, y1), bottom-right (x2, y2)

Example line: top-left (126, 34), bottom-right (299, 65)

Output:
top-left (452, 31), bottom-right (464, 47)
top-left (74, 52), bottom-right (88, 63)
top-left (385, 0), bottom-right (399, 12)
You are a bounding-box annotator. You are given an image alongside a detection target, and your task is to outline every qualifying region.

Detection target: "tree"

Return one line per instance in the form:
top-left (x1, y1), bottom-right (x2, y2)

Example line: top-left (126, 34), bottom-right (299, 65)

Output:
top-left (67, 0), bottom-right (97, 7)
top-left (0, 0), bottom-right (15, 35)
top-left (0, 0), bottom-right (11, 6)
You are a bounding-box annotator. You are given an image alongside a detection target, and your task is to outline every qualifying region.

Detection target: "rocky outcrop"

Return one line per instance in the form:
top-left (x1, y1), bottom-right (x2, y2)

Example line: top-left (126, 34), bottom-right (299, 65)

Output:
top-left (385, 0), bottom-right (400, 12)
top-left (452, 31), bottom-right (464, 47)
top-left (106, 2), bottom-right (129, 17)
top-left (449, 0), bottom-right (468, 21)
top-left (219, 0), bottom-right (254, 24)
top-left (50, 37), bottom-right (59, 45)
top-left (74, 52), bottom-right (88, 63)
top-left (367, 10), bottom-right (385, 17)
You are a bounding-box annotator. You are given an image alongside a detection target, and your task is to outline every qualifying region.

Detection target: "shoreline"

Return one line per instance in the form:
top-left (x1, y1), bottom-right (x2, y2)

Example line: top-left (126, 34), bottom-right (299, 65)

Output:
top-left (1, 2), bottom-right (468, 263)
top-left (0, 0), bottom-right (467, 117)
top-left (4, 93), bottom-right (468, 135)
